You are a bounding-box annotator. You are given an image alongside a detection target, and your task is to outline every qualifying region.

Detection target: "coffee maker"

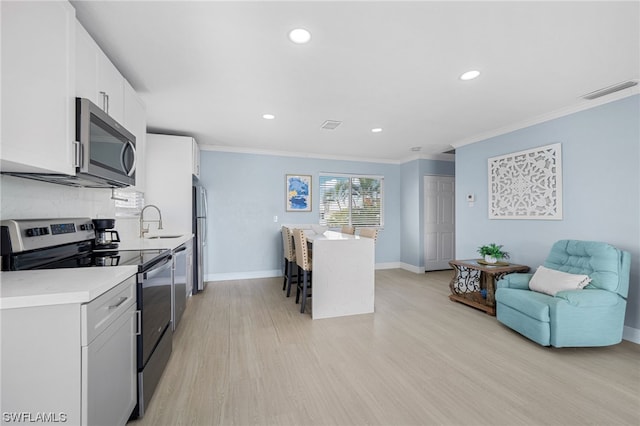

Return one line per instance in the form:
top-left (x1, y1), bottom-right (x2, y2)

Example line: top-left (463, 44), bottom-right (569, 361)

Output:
top-left (92, 218), bottom-right (120, 250)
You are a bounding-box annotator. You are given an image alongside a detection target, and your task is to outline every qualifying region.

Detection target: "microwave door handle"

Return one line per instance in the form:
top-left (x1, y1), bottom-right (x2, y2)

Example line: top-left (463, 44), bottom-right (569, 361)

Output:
top-left (120, 140), bottom-right (137, 177)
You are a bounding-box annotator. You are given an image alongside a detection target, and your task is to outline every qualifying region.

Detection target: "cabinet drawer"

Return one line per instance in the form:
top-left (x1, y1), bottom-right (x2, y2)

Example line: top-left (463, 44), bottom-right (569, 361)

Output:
top-left (82, 275), bottom-right (136, 346)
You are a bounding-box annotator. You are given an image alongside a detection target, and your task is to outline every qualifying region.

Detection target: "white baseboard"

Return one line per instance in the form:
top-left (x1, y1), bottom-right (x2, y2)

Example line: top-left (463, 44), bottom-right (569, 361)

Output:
top-left (623, 326), bottom-right (640, 344)
top-left (206, 269), bottom-right (281, 282)
top-left (207, 263), bottom-right (429, 282)
top-left (375, 262), bottom-right (401, 270)
top-left (399, 262), bottom-right (425, 274)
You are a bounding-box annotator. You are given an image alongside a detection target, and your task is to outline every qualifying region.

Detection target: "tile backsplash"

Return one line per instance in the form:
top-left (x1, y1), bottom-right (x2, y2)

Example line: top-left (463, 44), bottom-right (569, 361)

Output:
top-left (0, 175), bottom-right (139, 240)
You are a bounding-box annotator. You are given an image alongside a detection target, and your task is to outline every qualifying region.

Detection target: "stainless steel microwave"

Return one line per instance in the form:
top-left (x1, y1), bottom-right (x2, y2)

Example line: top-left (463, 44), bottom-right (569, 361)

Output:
top-left (75, 97), bottom-right (136, 187)
top-left (1, 98), bottom-right (136, 188)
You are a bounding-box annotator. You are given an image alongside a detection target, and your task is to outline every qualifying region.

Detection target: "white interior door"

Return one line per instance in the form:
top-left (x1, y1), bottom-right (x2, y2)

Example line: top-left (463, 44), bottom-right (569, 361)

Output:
top-left (424, 175), bottom-right (455, 271)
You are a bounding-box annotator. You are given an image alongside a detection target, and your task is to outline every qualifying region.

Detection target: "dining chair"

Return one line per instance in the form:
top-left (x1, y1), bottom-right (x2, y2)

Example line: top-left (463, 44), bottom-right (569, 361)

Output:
top-left (281, 226), bottom-right (297, 296)
top-left (358, 227), bottom-right (379, 242)
top-left (292, 228), bottom-right (312, 314)
top-left (341, 225), bottom-right (355, 235)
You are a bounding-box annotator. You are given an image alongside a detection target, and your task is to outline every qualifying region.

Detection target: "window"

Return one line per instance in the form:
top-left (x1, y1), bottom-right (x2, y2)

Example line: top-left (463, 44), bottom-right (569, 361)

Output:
top-left (319, 174), bottom-right (383, 227)
top-left (113, 189), bottom-right (144, 217)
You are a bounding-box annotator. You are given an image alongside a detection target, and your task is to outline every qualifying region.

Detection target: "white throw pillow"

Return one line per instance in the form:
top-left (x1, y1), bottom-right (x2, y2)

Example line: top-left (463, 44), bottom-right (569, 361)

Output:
top-left (528, 265), bottom-right (592, 296)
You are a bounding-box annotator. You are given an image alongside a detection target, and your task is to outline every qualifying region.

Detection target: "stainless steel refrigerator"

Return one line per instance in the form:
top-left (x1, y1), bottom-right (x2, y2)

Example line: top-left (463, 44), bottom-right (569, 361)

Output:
top-left (192, 184), bottom-right (208, 293)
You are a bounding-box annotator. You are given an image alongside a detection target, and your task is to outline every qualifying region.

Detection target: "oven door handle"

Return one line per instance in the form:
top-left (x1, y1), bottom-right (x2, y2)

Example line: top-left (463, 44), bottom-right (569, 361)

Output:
top-left (143, 254), bottom-right (173, 279)
top-left (135, 310), bottom-right (142, 336)
top-left (108, 296), bottom-right (129, 310)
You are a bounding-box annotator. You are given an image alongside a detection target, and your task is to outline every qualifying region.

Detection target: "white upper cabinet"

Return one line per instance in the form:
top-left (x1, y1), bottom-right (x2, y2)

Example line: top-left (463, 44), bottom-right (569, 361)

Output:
top-left (1, 1), bottom-right (76, 174)
top-left (123, 81), bottom-right (147, 192)
top-left (96, 49), bottom-right (125, 123)
top-left (75, 21), bottom-right (124, 124)
top-left (75, 20), bottom-right (97, 103)
top-left (192, 139), bottom-right (201, 178)
top-left (146, 134), bottom-right (198, 233)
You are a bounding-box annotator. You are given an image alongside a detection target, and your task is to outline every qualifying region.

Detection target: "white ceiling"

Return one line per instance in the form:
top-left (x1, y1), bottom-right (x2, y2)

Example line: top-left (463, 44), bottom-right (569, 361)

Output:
top-left (71, 1), bottom-right (639, 163)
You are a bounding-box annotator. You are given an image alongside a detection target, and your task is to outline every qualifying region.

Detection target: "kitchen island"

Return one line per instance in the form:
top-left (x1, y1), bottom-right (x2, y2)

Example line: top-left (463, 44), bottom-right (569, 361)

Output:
top-left (299, 230), bottom-right (375, 319)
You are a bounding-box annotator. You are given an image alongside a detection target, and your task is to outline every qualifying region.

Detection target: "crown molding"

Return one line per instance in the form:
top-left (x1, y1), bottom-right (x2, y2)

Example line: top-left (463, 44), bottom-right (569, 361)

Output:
top-left (450, 87), bottom-right (639, 149)
top-left (201, 144), bottom-right (455, 164)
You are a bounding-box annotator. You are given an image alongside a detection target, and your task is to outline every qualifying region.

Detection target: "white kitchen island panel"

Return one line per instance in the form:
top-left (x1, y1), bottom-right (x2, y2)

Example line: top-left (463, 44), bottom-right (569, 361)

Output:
top-left (307, 231), bottom-right (375, 319)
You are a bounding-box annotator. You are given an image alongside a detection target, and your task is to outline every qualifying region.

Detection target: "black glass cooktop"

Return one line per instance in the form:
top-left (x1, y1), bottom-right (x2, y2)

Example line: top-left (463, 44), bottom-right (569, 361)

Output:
top-left (20, 249), bottom-right (171, 272)
top-left (2, 236), bottom-right (171, 272)
top-left (37, 249), bottom-right (170, 271)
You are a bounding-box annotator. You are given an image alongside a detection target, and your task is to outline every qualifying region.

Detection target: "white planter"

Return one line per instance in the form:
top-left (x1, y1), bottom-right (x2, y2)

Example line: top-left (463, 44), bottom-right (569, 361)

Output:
top-left (484, 255), bottom-right (497, 264)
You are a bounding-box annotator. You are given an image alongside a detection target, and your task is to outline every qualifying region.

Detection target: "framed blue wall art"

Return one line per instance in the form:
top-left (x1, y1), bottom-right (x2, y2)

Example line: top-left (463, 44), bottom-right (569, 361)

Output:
top-left (286, 174), bottom-right (312, 212)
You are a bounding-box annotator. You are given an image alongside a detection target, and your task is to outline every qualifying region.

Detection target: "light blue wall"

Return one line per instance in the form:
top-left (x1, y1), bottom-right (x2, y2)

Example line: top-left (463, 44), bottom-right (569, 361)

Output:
top-left (198, 151), bottom-right (454, 278)
top-left (400, 159), bottom-right (456, 269)
top-left (198, 152), bottom-right (403, 277)
top-left (455, 95), bottom-right (640, 331)
top-left (400, 160), bottom-right (420, 267)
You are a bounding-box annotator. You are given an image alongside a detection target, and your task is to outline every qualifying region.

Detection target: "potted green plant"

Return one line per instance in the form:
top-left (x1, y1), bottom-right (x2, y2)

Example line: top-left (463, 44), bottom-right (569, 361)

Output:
top-left (477, 243), bottom-right (510, 264)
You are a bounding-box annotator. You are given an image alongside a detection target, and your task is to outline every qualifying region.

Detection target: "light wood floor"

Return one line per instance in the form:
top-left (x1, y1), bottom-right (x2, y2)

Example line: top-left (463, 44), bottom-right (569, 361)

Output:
top-left (130, 269), bottom-right (640, 426)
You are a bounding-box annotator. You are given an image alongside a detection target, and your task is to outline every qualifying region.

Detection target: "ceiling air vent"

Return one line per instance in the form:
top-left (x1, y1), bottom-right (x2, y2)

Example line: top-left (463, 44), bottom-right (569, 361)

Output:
top-left (582, 80), bottom-right (638, 100)
top-left (320, 120), bottom-right (342, 130)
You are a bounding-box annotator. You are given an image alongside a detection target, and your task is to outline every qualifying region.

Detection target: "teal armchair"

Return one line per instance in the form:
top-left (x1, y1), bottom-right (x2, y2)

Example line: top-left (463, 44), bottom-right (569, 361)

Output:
top-left (495, 240), bottom-right (630, 347)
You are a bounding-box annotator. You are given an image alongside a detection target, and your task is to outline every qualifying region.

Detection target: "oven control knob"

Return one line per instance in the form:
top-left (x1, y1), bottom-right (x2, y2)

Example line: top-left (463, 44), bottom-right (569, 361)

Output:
top-left (26, 228), bottom-right (39, 237)
top-left (40, 227), bottom-right (50, 235)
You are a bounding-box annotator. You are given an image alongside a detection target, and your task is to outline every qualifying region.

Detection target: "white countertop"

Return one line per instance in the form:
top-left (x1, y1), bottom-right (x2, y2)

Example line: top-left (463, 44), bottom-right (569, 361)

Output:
top-left (0, 266), bottom-right (138, 310)
top-left (117, 233), bottom-right (193, 250)
top-left (0, 234), bottom-right (193, 311)
top-left (306, 230), bottom-right (361, 241)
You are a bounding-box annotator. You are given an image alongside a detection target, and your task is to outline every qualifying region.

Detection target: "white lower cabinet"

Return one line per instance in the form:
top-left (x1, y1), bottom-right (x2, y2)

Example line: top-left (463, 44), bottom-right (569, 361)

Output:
top-left (0, 276), bottom-right (137, 426)
top-left (81, 277), bottom-right (137, 426)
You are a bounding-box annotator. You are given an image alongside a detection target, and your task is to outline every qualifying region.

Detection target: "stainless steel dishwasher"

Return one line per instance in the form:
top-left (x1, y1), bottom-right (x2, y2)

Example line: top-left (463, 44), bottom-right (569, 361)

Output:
top-left (172, 242), bottom-right (189, 331)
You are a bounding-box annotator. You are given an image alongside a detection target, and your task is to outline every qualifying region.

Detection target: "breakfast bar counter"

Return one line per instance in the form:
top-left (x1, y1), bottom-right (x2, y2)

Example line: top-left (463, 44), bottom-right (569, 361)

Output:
top-left (305, 231), bottom-right (375, 319)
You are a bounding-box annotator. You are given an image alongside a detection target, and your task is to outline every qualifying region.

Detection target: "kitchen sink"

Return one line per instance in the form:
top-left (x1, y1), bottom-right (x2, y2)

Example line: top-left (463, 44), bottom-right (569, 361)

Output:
top-left (146, 235), bottom-right (183, 239)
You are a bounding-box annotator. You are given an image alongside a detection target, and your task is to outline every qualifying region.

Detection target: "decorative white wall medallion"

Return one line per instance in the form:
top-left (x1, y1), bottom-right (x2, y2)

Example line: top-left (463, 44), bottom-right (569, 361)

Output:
top-left (488, 143), bottom-right (562, 220)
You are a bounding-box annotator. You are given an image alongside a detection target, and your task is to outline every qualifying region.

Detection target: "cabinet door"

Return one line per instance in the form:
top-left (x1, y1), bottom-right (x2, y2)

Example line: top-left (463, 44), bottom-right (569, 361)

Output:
top-left (145, 134), bottom-right (194, 233)
top-left (76, 20), bottom-right (124, 123)
top-left (75, 20), bottom-right (99, 104)
top-left (82, 304), bottom-right (137, 426)
top-left (1, 1), bottom-right (75, 175)
top-left (1, 304), bottom-right (82, 425)
top-left (96, 49), bottom-right (125, 123)
top-left (192, 139), bottom-right (201, 178)
top-left (124, 81), bottom-right (146, 192)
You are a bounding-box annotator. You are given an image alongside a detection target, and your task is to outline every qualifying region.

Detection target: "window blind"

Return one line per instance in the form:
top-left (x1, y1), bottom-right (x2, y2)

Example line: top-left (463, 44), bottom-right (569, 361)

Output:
top-left (113, 189), bottom-right (144, 217)
top-left (319, 174), bottom-right (383, 227)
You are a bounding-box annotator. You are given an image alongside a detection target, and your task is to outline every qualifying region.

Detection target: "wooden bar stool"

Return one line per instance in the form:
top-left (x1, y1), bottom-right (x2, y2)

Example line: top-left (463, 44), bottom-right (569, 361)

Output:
top-left (281, 226), bottom-right (297, 296)
top-left (341, 225), bottom-right (355, 235)
top-left (358, 227), bottom-right (379, 242)
top-left (292, 228), bottom-right (312, 314)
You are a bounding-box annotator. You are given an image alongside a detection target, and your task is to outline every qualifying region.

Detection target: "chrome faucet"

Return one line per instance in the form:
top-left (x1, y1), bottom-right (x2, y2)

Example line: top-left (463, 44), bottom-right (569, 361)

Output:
top-left (140, 204), bottom-right (164, 237)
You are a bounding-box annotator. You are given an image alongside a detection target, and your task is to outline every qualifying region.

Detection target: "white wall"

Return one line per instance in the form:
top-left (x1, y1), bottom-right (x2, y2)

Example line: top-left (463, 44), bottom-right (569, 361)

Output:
top-left (0, 175), bottom-right (139, 240)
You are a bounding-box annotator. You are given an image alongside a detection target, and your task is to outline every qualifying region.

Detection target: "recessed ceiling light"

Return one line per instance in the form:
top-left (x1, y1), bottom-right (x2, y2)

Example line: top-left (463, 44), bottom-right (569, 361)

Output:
top-left (262, 114), bottom-right (275, 120)
top-left (371, 128), bottom-right (383, 133)
top-left (460, 70), bottom-right (480, 81)
top-left (288, 28), bottom-right (311, 44)
top-left (411, 146), bottom-right (422, 152)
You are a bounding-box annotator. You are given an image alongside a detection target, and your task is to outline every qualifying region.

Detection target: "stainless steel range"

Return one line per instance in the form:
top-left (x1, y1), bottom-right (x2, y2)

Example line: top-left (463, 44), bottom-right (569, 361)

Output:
top-left (0, 218), bottom-right (172, 419)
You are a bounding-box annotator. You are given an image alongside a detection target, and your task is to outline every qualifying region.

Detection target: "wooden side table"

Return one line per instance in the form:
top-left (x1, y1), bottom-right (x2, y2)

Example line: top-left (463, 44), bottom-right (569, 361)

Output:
top-left (448, 259), bottom-right (530, 315)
